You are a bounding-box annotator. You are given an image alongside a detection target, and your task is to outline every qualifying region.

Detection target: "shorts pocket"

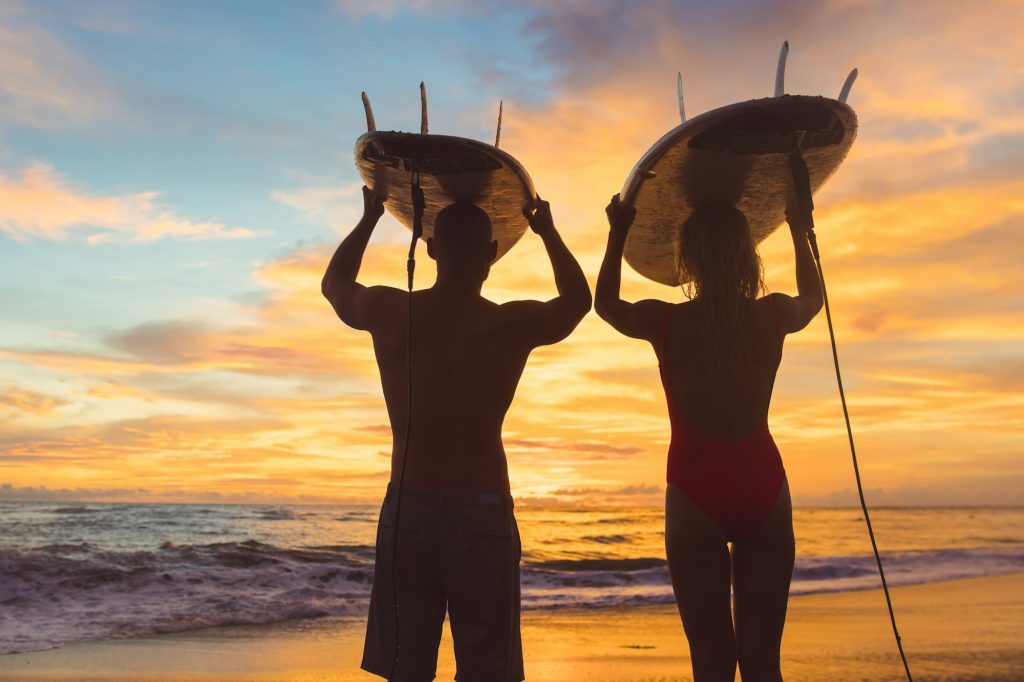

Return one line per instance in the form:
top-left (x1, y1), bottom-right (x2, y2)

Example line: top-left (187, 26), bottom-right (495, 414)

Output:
top-left (377, 497), bottom-right (424, 534)
top-left (459, 507), bottom-right (513, 540)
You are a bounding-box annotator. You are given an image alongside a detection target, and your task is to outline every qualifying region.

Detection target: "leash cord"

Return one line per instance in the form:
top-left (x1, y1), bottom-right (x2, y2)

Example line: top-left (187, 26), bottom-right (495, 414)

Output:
top-left (807, 227), bottom-right (914, 682)
top-left (388, 168), bottom-right (423, 681)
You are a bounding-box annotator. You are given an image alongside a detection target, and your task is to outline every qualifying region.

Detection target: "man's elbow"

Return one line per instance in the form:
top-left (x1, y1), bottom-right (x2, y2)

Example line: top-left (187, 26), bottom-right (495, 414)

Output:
top-left (319, 274), bottom-right (344, 303)
top-left (572, 289), bottom-right (593, 320)
top-left (321, 279), bottom-right (349, 319)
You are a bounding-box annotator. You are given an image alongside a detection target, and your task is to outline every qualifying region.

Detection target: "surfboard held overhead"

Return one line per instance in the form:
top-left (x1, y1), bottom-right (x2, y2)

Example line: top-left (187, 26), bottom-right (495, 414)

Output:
top-left (620, 43), bottom-right (859, 287)
top-left (355, 85), bottom-right (537, 262)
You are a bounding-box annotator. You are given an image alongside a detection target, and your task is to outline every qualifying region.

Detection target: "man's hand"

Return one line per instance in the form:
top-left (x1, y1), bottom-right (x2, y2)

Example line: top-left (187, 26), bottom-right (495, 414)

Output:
top-left (523, 195), bottom-right (555, 236)
top-left (362, 185), bottom-right (385, 222)
top-left (605, 193), bottom-right (636, 239)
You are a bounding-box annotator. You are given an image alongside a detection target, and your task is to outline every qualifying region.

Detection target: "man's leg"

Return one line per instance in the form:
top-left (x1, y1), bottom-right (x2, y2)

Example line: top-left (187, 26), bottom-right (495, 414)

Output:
top-left (444, 497), bottom-right (524, 682)
top-left (362, 488), bottom-right (447, 682)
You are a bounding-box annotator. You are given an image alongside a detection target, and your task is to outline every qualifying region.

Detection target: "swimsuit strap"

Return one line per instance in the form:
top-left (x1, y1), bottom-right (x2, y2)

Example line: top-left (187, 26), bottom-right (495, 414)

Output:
top-left (766, 295), bottom-right (785, 339)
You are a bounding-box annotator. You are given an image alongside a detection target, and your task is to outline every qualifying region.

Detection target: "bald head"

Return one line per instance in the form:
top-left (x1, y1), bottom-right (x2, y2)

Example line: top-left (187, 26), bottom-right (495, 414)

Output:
top-left (429, 203), bottom-right (495, 266)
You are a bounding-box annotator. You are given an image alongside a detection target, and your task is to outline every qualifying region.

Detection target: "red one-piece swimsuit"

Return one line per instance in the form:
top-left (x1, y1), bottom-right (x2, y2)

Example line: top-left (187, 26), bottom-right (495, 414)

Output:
top-left (659, 299), bottom-right (787, 542)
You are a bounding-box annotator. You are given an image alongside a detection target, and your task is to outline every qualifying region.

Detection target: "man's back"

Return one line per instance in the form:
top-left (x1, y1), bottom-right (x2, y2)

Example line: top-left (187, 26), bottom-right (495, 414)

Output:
top-left (324, 194), bottom-right (589, 492)
top-left (371, 287), bottom-right (542, 492)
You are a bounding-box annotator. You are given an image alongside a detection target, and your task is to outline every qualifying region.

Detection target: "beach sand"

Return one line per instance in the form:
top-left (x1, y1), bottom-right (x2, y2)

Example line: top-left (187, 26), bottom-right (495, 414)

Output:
top-left (2, 573), bottom-right (1022, 681)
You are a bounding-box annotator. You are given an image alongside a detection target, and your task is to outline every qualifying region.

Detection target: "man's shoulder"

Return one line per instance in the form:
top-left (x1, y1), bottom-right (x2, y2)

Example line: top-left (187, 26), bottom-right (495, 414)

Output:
top-left (493, 297), bottom-right (549, 318)
top-left (366, 284), bottom-right (407, 300)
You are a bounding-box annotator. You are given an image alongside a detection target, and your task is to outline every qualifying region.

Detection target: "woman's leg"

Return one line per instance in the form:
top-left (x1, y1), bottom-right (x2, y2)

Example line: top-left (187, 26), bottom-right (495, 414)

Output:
top-left (731, 478), bottom-right (795, 682)
top-left (665, 483), bottom-right (737, 682)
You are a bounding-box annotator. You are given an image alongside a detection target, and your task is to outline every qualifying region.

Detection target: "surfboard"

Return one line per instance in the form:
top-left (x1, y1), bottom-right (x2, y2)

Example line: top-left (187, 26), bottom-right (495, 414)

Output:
top-left (621, 57), bottom-right (858, 286)
top-left (354, 89), bottom-right (535, 262)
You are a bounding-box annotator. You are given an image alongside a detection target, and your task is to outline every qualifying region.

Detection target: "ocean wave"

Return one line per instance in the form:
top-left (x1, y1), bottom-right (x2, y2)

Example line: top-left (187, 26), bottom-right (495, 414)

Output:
top-left (335, 510), bottom-right (377, 521)
top-left (33, 542), bottom-right (93, 554)
top-left (789, 547), bottom-right (1024, 595)
top-left (1, 540), bottom-right (1021, 655)
top-left (520, 546), bottom-right (1024, 608)
top-left (0, 540), bottom-right (375, 655)
top-left (255, 508), bottom-right (300, 521)
top-left (579, 534), bottom-right (634, 544)
top-left (529, 557), bottom-right (666, 572)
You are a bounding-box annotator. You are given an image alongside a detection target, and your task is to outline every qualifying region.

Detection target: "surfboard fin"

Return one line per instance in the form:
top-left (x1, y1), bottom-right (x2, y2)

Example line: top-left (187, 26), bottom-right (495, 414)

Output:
top-left (838, 68), bottom-right (858, 104)
top-left (420, 82), bottom-right (428, 135)
top-left (495, 100), bottom-right (504, 148)
top-left (775, 41), bottom-right (789, 97)
top-left (677, 72), bottom-right (686, 123)
top-left (362, 92), bottom-right (376, 133)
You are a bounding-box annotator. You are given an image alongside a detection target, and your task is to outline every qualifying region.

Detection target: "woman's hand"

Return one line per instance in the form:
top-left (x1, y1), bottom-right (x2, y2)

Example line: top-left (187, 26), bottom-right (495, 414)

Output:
top-left (605, 193), bottom-right (636, 239)
top-left (361, 185), bottom-right (385, 222)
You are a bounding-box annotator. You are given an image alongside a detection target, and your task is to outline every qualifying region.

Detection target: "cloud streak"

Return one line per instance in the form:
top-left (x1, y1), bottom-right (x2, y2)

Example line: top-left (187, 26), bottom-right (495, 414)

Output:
top-left (0, 163), bottom-right (263, 243)
top-left (0, 10), bottom-right (121, 128)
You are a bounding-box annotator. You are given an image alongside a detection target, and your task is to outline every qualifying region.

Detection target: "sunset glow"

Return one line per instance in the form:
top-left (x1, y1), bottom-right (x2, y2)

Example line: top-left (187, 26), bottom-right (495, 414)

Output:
top-left (1, 0), bottom-right (1021, 506)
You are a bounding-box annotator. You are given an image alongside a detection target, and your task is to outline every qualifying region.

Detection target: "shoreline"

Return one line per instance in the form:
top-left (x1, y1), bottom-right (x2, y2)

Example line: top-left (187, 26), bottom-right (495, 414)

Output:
top-left (2, 572), bottom-right (1022, 681)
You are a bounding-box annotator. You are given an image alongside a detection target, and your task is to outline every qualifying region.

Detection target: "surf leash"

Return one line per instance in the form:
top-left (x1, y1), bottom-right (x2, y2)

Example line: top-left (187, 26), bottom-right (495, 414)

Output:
top-left (792, 149), bottom-right (913, 682)
top-left (388, 164), bottom-right (424, 682)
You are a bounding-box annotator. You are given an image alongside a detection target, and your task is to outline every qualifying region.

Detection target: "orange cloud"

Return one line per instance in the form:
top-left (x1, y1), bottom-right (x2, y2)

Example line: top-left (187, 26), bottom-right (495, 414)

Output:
top-left (0, 386), bottom-right (69, 416)
top-left (0, 163), bottom-right (263, 243)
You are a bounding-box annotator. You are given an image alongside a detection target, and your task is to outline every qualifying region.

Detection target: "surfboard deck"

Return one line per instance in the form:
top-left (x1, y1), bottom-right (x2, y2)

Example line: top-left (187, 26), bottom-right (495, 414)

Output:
top-left (355, 131), bottom-right (537, 261)
top-left (621, 95), bottom-right (858, 286)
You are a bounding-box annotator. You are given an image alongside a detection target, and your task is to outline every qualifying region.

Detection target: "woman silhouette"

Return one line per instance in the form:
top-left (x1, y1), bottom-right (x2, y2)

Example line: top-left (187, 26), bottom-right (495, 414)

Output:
top-left (595, 150), bottom-right (822, 682)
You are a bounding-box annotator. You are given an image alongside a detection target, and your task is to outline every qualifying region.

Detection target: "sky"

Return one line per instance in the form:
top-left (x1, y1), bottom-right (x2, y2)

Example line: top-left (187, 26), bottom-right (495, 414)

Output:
top-left (1, 0), bottom-right (1022, 506)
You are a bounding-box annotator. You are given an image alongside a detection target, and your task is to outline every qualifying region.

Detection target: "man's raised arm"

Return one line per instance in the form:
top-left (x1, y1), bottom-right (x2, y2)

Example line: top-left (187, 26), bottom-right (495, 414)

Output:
top-left (321, 185), bottom-right (397, 331)
top-left (504, 197), bottom-right (592, 346)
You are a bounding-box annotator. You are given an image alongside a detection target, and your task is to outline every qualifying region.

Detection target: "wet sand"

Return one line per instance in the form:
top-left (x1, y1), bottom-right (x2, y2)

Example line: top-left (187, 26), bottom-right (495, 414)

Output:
top-left (2, 573), bottom-right (1022, 681)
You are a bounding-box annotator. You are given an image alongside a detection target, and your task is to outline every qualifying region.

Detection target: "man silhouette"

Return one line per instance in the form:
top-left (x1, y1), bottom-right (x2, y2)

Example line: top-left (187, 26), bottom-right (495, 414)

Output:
top-left (321, 186), bottom-right (590, 681)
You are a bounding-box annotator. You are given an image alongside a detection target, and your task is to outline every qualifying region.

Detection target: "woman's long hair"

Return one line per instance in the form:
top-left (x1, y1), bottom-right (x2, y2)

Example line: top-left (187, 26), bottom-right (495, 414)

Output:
top-left (676, 203), bottom-right (767, 373)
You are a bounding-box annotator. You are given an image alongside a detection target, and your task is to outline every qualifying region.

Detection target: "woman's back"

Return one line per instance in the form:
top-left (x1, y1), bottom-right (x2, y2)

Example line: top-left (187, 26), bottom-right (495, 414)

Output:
top-left (658, 294), bottom-right (785, 441)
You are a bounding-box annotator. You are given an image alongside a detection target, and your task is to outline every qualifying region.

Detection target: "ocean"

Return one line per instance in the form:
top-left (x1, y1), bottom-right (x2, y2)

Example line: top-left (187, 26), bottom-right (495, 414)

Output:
top-left (1, 501), bottom-right (1021, 656)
